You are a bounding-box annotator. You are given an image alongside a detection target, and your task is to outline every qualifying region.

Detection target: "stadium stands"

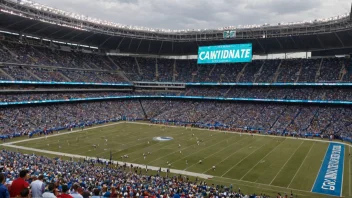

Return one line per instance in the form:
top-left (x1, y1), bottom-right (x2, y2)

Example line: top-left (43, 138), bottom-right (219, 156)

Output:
top-left (0, 40), bottom-right (351, 84)
top-left (0, 149), bottom-right (270, 198)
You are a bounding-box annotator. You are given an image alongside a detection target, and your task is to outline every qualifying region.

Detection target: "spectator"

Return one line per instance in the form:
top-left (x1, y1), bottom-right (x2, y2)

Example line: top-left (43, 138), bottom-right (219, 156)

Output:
top-left (30, 175), bottom-right (45, 198)
top-left (10, 170), bottom-right (29, 198)
top-left (57, 185), bottom-right (72, 198)
top-left (69, 183), bottom-right (83, 198)
top-left (0, 173), bottom-right (10, 198)
top-left (42, 183), bottom-right (56, 198)
top-left (20, 188), bottom-right (30, 198)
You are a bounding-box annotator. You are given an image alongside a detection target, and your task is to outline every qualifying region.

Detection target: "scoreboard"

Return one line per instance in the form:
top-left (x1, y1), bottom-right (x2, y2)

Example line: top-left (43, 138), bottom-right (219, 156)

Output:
top-left (223, 30), bottom-right (236, 39)
top-left (197, 43), bottom-right (252, 64)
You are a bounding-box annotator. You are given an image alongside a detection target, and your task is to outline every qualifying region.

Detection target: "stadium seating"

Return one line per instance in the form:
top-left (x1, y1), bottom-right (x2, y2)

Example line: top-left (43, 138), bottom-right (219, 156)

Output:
top-left (0, 40), bottom-right (351, 83)
top-left (0, 149), bottom-right (268, 198)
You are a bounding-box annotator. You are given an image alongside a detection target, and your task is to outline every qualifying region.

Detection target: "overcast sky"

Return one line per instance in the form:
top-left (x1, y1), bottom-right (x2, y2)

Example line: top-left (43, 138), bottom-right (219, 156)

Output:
top-left (34, 0), bottom-right (351, 30)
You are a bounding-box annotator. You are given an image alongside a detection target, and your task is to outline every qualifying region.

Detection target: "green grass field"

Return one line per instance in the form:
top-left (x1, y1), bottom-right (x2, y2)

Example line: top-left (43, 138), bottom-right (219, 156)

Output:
top-left (3, 122), bottom-right (352, 198)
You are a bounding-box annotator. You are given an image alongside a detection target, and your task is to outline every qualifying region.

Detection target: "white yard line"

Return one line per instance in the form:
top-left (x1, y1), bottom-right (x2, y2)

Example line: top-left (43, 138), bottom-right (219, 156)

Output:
top-left (213, 177), bottom-right (321, 196)
top-left (269, 141), bottom-right (304, 185)
top-left (128, 131), bottom-right (201, 163)
top-left (170, 134), bottom-right (239, 164)
top-left (341, 144), bottom-right (345, 197)
top-left (202, 137), bottom-right (264, 174)
top-left (240, 139), bottom-right (287, 180)
top-left (2, 122), bottom-right (124, 145)
top-left (52, 129), bottom-right (150, 155)
top-left (4, 144), bottom-right (213, 179)
top-left (148, 132), bottom-right (223, 164)
top-left (184, 136), bottom-right (250, 171)
top-left (349, 146), bottom-right (351, 197)
top-left (287, 142), bottom-right (315, 188)
top-left (221, 138), bottom-right (271, 177)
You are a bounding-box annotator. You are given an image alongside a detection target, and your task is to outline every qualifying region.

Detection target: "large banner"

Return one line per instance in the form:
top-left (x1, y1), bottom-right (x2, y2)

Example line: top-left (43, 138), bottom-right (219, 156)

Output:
top-left (197, 43), bottom-right (252, 64)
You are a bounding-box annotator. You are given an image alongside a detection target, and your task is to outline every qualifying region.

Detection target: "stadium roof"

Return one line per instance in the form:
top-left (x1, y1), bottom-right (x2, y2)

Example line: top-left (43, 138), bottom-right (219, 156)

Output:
top-left (1, 0), bottom-right (352, 55)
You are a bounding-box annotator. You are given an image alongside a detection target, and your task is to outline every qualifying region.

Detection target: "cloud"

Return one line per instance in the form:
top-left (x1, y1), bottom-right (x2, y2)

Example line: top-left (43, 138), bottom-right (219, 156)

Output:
top-left (33, 0), bottom-right (351, 30)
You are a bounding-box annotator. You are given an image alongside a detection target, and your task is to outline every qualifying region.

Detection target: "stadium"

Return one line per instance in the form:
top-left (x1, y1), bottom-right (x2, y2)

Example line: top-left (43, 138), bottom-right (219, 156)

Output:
top-left (0, 0), bottom-right (351, 197)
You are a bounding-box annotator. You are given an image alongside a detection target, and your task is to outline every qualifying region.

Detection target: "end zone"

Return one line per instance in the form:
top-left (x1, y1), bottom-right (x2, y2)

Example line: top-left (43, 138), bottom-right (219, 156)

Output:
top-left (312, 143), bottom-right (345, 197)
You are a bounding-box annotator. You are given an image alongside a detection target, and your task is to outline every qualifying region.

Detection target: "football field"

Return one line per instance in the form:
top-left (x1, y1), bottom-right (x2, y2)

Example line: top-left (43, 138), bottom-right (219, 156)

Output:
top-left (3, 122), bottom-right (351, 198)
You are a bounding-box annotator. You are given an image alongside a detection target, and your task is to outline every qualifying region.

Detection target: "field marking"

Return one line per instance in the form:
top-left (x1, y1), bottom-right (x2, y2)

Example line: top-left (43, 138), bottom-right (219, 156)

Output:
top-left (3, 121), bottom-right (352, 196)
top-left (81, 127), bottom-right (186, 157)
top-left (169, 134), bottom-right (241, 165)
top-left (269, 140), bottom-right (304, 185)
top-left (287, 142), bottom-right (315, 188)
top-left (2, 121), bottom-right (124, 146)
top-left (3, 144), bottom-right (213, 179)
top-left (202, 137), bottom-right (264, 174)
top-left (213, 177), bottom-right (321, 197)
top-left (240, 138), bottom-right (287, 180)
top-left (349, 146), bottom-right (351, 197)
top-left (85, 126), bottom-right (196, 159)
top-left (184, 136), bottom-right (250, 171)
top-left (23, 125), bottom-right (161, 156)
top-left (128, 130), bottom-right (205, 163)
top-left (341, 144), bottom-right (345, 197)
top-left (311, 142), bottom-right (329, 192)
top-left (48, 128), bottom-right (151, 155)
top-left (147, 132), bottom-right (223, 164)
top-left (221, 138), bottom-right (272, 177)
top-left (129, 122), bottom-right (352, 149)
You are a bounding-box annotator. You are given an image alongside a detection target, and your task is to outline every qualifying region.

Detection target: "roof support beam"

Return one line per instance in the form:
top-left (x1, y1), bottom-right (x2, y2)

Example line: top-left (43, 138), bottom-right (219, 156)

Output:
top-left (32, 26), bottom-right (51, 34)
top-left (275, 37), bottom-right (283, 49)
top-left (148, 40), bottom-right (151, 52)
top-left (48, 28), bottom-right (65, 36)
top-left (58, 30), bottom-right (76, 39)
top-left (78, 33), bottom-right (96, 43)
top-left (135, 39), bottom-right (142, 53)
top-left (21, 21), bottom-right (41, 32)
top-left (158, 41), bottom-right (164, 54)
top-left (316, 35), bottom-right (325, 49)
top-left (334, 32), bottom-right (345, 47)
top-left (68, 32), bottom-right (85, 42)
top-left (116, 37), bottom-right (125, 51)
top-left (5, 19), bottom-right (26, 28)
top-left (128, 38), bottom-right (134, 49)
top-left (99, 36), bottom-right (113, 48)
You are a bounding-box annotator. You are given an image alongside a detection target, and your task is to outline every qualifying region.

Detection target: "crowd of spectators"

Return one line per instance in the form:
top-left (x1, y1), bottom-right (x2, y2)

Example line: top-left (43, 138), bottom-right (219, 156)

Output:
top-left (0, 150), bottom-right (271, 198)
top-left (143, 100), bottom-right (352, 140)
top-left (0, 66), bottom-right (127, 83)
top-left (1, 86), bottom-right (352, 103)
top-left (0, 92), bottom-right (133, 103)
top-left (0, 100), bottom-right (144, 136)
top-left (184, 87), bottom-right (352, 101)
top-left (1, 100), bottom-right (351, 141)
top-left (1, 39), bottom-right (352, 84)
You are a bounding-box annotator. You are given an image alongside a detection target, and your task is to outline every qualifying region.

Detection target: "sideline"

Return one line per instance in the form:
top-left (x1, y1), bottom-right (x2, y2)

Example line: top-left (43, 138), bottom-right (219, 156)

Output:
top-left (2, 122), bottom-right (124, 146)
top-left (3, 144), bottom-right (213, 179)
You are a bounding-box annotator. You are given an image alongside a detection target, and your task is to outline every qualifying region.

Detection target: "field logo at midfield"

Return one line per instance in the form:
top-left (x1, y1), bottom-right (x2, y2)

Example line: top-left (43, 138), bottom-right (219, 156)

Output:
top-left (153, 137), bottom-right (173, 141)
top-left (312, 143), bottom-right (345, 197)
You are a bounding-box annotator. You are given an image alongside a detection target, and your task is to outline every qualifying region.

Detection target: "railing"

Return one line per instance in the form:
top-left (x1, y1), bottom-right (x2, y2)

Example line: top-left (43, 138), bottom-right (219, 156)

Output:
top-left (1, 95), bottom-right (352, 106)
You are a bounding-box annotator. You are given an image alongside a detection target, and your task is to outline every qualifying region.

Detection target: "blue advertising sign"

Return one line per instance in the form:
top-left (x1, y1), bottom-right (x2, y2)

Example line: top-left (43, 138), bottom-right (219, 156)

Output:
top-left (197, 44), bottom-right (252, 64)
top-left (312, 143), bottom-right (344, 197)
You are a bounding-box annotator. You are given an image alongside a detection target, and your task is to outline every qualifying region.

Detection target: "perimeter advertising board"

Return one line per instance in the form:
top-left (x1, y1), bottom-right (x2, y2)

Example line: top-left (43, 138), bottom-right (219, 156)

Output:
top-left (197, 43), bottom-right (252, 64)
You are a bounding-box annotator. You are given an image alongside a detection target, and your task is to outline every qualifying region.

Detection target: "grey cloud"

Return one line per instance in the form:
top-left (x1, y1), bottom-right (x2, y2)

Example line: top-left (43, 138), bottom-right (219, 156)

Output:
top-left (34, 0), bottom-right (351, 30)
